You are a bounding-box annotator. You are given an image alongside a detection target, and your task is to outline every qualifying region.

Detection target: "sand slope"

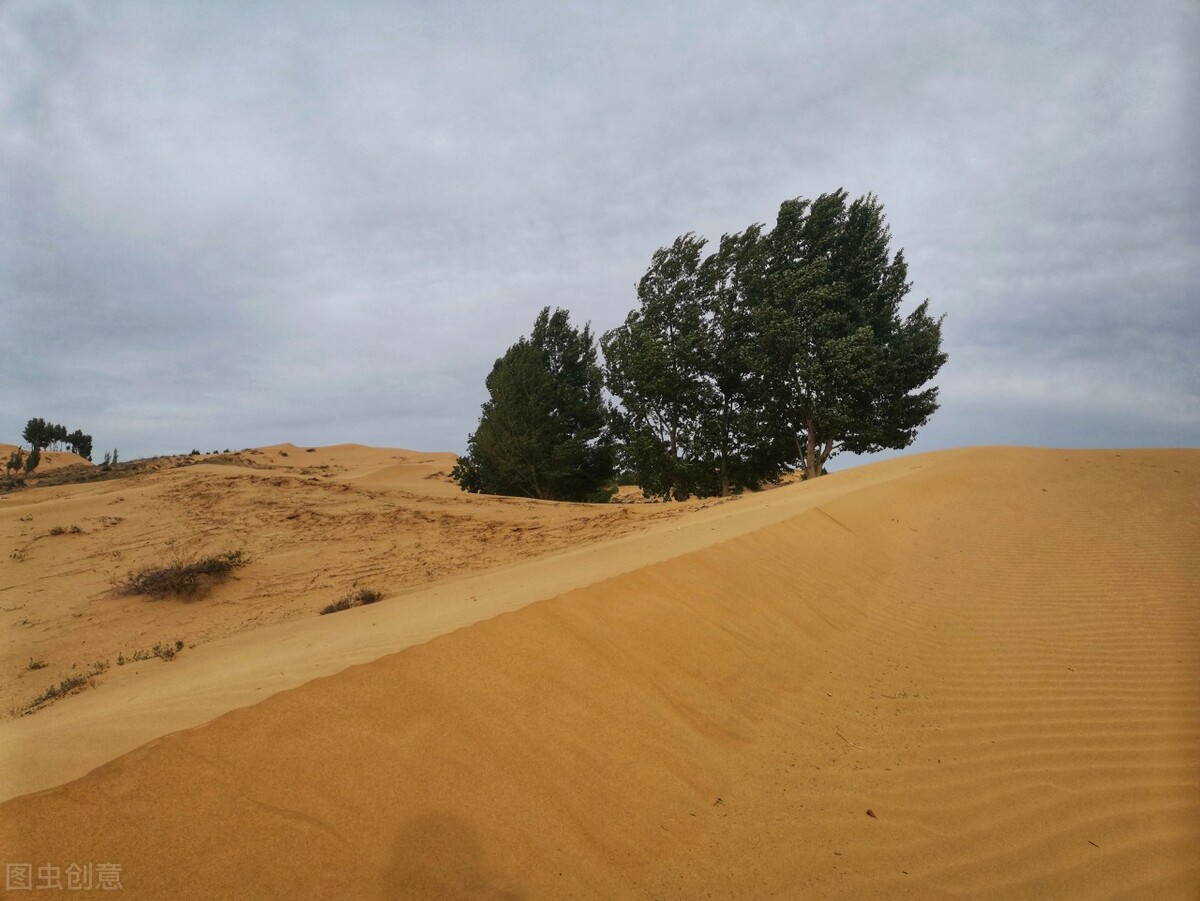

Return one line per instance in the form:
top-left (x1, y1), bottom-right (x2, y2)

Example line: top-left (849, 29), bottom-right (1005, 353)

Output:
top-left (2, 447), bottom-right (1197, 899)
top-left (0, 444), bottom-right (92, 473)
top-left (0, 443), bottom-right (700, 716)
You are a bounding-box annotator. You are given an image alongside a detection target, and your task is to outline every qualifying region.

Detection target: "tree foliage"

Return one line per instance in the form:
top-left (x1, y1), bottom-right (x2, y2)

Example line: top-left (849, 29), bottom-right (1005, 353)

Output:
top-left (757, 190), bottom-right (947, 477)
top-left (603, 232), bottom-right (786, 499)
top-left (453, 307), bottom-right (615, 502)
top-left (605, 190), bottom-right (946, 494)
top-left (21, 417), bottom-right (93, 460)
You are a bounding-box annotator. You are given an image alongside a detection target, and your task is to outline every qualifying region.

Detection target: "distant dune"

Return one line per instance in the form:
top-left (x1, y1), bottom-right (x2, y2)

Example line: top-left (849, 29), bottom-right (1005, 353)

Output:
top-left (1, 446), bottom-right (1197, 899)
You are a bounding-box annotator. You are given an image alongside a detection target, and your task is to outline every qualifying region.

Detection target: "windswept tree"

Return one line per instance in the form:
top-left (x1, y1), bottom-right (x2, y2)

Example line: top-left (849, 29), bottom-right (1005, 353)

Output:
top-left (66, 430), bottom-right (93, 461)
top-left (603, 228), bottom-right (790, 499)
top-left (697, 225), bottom-right (791, 494)
top-left (453, 307), bottom-right (615, 502)
top-left (21, 418), bottom-right (93, 460)
top-left (602, 234), bottom-right (715, 499)
top-left (757, 190), bottom-right (947, 478)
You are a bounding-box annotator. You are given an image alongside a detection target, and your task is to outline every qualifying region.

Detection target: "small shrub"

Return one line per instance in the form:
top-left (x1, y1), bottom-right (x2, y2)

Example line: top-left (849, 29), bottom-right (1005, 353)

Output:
top-left (319, 597), bottom-right (355, 615)
top-left (319, 587), bottom-right (384, 615)
top-left (48, 526), bottom-right (66, 536)
top-left (121, 550), bottom-right (249, 599)
top-left (28, 658), bottom-right (48, 670)
top-left (69, 525), bottom-right (82, 534)
top-left (306, 448), bottom-right (316, 453)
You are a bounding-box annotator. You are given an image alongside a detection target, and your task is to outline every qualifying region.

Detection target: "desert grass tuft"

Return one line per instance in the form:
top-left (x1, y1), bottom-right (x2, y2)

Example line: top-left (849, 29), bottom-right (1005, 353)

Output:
top-left (319, 587), bottom-right (384, 615)
top-left (120, 550), bottom-right (248, 599)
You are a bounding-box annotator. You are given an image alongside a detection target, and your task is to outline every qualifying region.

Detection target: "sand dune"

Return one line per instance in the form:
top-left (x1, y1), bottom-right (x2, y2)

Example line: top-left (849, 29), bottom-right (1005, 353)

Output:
top-left (0, 443), bottom-right (702, 717)
top-left (2, 447), bottom-right (1197, 899)
top-left (0, 444), bottom-right (92, 473)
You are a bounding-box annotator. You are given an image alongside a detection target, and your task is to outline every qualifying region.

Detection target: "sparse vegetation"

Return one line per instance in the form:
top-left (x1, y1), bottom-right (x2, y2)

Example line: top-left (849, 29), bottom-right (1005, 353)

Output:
top-left (18, 660), bottom-right (109, 715)
top-left (117, 640), bottom-right (185, 665)
top-left (28, 658), bottom-right (48, 670)
top-left (319, 587), bottom-right (384, 615)
top-left (120, 550), bottom-right (249, 599)
top-left (47, 525), bottom-right (82, 536)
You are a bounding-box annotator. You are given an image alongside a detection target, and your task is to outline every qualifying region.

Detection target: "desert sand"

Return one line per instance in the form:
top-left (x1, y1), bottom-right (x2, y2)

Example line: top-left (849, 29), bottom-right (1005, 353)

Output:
top-left (1, 445), bottom-right (1197, 899)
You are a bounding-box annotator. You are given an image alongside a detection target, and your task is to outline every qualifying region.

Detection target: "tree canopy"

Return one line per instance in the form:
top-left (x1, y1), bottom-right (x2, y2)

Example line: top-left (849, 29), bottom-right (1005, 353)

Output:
top-left (21, 418), bottom-right (93, 460)
top-left (456, 190), bottom-right (944, 503)
top-left (603, 231), bottom-right (786, 499)
top-left (603, 189), bottom-right (946, 496)
top-left (452, 307), bottom-right (615, 502)
top-left (757, 190), bottom-right (946, 477)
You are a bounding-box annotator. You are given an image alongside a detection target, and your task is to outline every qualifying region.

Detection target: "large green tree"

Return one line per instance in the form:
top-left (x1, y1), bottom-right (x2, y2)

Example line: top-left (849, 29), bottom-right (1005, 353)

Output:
top-left (757, 190), bottom-right (947, 478)
top-left (602, 229), bottom-right (792, 499)
top-left (602, 234), bottom-right (715, 499)
top-left (453, 307), bottom-right (615, 502)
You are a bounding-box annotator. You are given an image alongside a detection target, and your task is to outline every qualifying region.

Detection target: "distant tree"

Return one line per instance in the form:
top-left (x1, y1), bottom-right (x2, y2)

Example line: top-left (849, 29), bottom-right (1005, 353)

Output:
top-left (22, 418), bottom-right (49, 449)
top-left (453, 307), bottom-right (615, 502)
top-left (756, 190), bottom-right (947, 478)
top-left (21, 418), bottom-right (93, 459)
top-left (6, 448), bottom-right (24, 476)
top-left (24, 446), bottom-right (40, 474)
top-left (66, 429), bottom-right (93, 460)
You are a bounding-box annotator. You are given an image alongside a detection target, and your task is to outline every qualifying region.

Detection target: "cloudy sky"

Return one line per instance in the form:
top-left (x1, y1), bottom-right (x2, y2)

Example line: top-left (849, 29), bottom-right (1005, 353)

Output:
top-left (2, 0), bottom-right (1197, 463)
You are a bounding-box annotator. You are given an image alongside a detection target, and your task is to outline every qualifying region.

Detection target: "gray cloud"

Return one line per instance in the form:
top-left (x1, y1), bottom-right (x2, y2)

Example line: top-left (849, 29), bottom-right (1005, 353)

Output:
top-left (2, 0), bottom-right (1196, 459)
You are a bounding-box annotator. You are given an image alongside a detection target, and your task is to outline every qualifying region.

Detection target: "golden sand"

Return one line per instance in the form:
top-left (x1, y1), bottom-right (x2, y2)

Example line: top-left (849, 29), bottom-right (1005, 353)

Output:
top-left (2, 446), bottom-right (1197, 899)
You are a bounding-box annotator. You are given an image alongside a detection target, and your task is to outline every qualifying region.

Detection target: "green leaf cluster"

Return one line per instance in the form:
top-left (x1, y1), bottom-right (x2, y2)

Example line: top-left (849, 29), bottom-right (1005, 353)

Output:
top-left (452, 307), bottom-right (615, 502)
top-left (21, 418), bottom-right (93, 460)
top-left (605, 190), bottom-right (947, 496)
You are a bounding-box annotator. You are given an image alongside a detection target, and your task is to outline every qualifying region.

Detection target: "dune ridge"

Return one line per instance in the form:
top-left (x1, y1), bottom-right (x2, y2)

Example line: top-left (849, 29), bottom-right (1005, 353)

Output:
top-left (2, 447), bottom-right (1197, 899)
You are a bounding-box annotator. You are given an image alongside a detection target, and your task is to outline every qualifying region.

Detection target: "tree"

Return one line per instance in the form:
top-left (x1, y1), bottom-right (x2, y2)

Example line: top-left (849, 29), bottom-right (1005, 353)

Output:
top-left (602, 234), bottom-right (715, 499)
top-left (697, 226), bottom-right (791, 494)
top-left (21, 418), bottom-right (92, 459)
top-left (6, 448), bottom-right (23, 476)
top-left (22, 418), bottom-right (49, 449)
top-left (603, 231), bottom-right (787, 499)
top-left (453, 307), bottom-right (615, 502)
top-left (756, 190), bottom-right (947, 478)
top-left (24, 446), bottom-right (40, 474)
top-left (66, 430), bottom-right (93, 461)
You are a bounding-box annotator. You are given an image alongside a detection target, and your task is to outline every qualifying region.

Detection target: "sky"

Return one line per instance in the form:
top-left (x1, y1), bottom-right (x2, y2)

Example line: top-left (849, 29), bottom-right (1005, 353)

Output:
top-left (2, 0), bottom-right (1197, 464)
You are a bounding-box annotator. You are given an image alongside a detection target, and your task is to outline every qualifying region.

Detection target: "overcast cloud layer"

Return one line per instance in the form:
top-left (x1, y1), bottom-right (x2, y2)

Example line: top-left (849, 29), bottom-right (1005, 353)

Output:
top-left (2, 0), bottom-right (1197, 463)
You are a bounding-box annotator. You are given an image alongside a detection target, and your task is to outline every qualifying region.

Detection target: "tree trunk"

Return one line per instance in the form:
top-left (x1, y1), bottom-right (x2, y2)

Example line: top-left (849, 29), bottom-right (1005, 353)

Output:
top-left (720, 398), bottom-right (731, 497)
top-left (805, 416), bottom-right (818, 480)
top-left (818, 437), bottom-right (835, 472)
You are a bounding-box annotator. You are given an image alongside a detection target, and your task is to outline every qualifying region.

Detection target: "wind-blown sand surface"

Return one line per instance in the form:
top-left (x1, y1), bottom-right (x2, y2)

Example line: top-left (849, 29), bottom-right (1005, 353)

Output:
top-left (2, 446), bottom-right (1197, 899)
top-left (0, 443), bottom-right (702, 717)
